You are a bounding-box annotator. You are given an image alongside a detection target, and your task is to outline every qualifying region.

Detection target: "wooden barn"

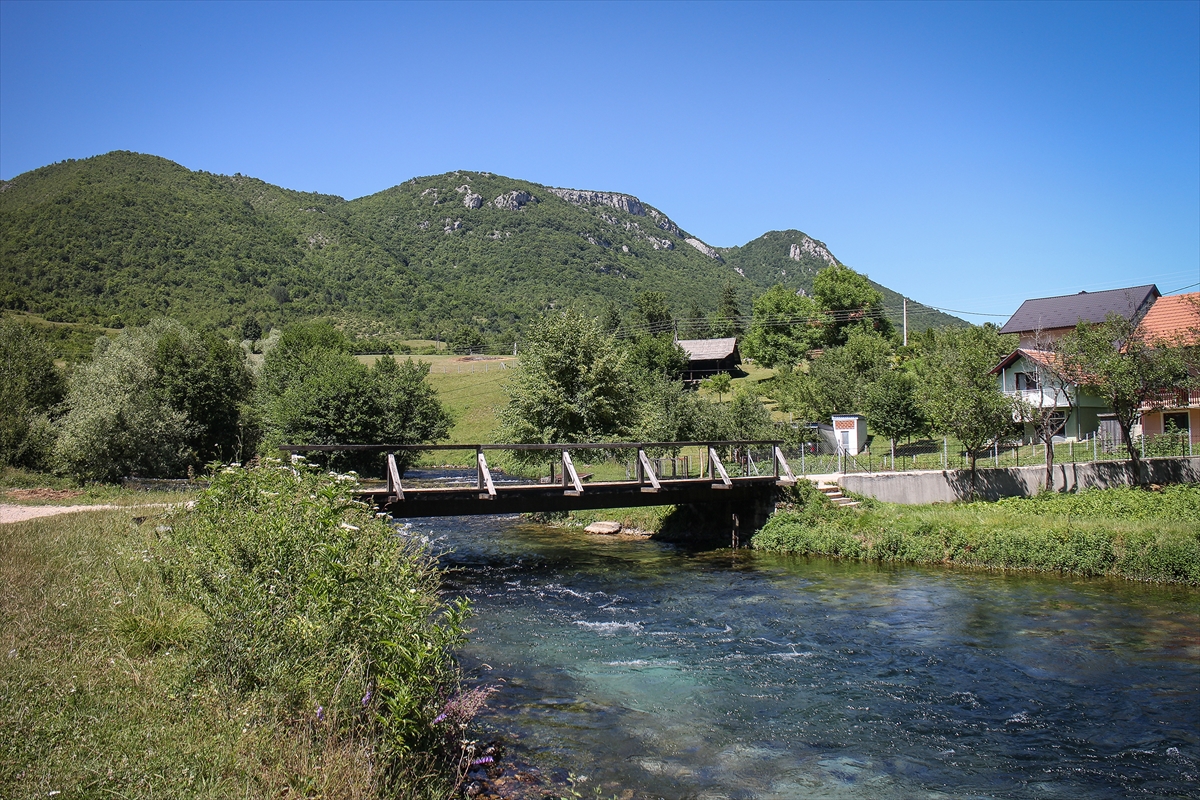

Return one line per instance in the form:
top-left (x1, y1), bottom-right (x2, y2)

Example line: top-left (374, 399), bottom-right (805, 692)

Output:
top-left (677, 337), bottom-right (741, 382)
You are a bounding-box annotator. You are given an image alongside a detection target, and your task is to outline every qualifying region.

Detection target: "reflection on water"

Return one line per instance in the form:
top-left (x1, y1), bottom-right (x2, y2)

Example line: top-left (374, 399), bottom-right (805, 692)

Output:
top-left (414, 515), bottom-right (1199, 799)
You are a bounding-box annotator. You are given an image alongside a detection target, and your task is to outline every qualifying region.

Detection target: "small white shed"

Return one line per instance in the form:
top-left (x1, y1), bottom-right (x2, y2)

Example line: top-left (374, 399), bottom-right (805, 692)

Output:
top-left (830, 414), bottom-right (867, 456)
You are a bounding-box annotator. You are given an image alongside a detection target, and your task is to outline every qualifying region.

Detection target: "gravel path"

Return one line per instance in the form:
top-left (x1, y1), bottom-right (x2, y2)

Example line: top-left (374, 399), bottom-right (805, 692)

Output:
top-left (0, 503), bottom-right (172, 524)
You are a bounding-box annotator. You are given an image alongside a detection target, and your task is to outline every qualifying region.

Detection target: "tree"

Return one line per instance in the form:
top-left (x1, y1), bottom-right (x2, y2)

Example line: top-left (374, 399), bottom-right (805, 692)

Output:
top-left (627, 334), bottom-right (689, 382)
top-left (0, 319), bottom-right (65, 469)
top-left (742, 284), bottom-right (826, 368)
top-left (497, 311), bottom-right (637, 458)
top-left (449, 325), bottom-right (486, 355)
top-left (918, 325), bottom-right (1016, 495)
top-left (812, 263), bottom-right (893, 346)
top-left (701, 372), bottom-right (732, 403)
top-left (1011, 332), bottom-right (1078, 492)
top-left (772, 328), bottom-right (893, 423)
top-left (372, 356), bottom-right (454, 472)
top-left (683, 301), bottom-right (711, 339)
top-left (710, 282), bottom-right (743, 337)
top-left (636, 376), bottom-right (718, 452)
top-left (1057, 313), bottom-right (1189, 484)
top-left (241, 315), bottom-right (262, 342)
top-left (54, 321), bottom-right (196, 482)
top-left (863, 369), bottom-right (927, 464)
top-left (634, 291), bottom-right (674, 334)
top-left (259, 336), bottom-right (451, 475)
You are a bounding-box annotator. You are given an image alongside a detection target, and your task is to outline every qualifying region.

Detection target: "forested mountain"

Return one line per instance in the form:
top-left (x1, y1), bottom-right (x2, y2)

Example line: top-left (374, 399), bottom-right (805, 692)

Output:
top-left (0, 151), bottom-right (963, 339)
top-left (720, 230), bottom-right (957, 334)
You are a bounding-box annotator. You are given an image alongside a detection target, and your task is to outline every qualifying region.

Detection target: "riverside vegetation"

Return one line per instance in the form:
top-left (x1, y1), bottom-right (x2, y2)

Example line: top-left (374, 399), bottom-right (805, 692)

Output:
top-left (752, 482), bottom-right (1200, 585)
top-left (1, 460), bottom-right (481, 799)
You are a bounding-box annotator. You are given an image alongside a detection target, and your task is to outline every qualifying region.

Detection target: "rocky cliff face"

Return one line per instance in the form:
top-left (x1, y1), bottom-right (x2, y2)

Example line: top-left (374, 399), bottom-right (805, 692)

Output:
top-left (548, 186), bottom-right (725, 260)
top-left (789, 236), bottom-right (838, 266)
top-left (546, 188), bottom-right (645, 216)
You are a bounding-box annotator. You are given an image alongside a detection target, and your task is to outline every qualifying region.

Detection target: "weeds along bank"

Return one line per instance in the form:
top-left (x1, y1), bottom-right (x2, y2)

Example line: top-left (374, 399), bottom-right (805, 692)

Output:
top-left (1, 460), bottom-right (481, 799)
top-left (752, 483), bottom-right (1200, 585)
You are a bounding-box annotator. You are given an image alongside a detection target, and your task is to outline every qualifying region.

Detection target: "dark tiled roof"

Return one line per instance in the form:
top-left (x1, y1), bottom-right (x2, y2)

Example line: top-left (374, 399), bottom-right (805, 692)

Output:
top-left (999, 284), bottom-right (1160, 335)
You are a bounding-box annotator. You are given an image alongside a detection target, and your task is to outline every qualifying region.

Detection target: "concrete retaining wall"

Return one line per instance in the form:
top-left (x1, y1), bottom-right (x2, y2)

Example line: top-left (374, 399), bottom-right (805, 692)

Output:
top-left (837, 457), bottom-right (1200, 504)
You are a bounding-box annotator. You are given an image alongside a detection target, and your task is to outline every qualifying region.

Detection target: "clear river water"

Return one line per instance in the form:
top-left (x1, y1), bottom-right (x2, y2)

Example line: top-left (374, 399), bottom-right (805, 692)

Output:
top-left (414, 514), bottom-right (1199, 799)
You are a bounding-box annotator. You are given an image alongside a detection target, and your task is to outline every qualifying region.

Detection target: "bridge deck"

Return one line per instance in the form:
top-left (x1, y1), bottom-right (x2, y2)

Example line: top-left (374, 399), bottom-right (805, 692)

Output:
top-left (281, 440), bottom-right (797, 519)
top-left (362, 476), bottom-right (787, 517)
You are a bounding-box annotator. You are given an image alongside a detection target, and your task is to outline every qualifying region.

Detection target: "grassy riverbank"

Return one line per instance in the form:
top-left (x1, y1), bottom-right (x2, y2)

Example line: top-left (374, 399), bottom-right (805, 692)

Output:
top-left (752, 483), bottom-right (1200, 585)
top-left (0, 463), bottom-right (474, 799)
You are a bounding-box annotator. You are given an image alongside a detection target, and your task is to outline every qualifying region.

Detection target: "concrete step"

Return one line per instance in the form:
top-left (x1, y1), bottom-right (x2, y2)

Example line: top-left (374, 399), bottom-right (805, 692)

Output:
top-left (817, 483), bottom-right (860, 508)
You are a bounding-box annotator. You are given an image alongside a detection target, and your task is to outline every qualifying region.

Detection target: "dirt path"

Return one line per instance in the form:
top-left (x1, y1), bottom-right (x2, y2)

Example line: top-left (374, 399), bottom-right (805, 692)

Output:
top-left (0, 503), bottom-right (174, 524)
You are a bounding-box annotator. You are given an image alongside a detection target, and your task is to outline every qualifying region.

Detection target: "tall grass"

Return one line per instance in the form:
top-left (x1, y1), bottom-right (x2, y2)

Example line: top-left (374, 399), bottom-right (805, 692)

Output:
top-left (1, 460), bottom-right (480, 799)
top-left (159, 458), bottom-right (474, 794)
top-left (752, 483), bottom-right (1200, 585)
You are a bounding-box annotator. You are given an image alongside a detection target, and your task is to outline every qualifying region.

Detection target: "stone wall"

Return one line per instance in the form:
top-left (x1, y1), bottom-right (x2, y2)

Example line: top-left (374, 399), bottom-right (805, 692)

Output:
top-left (837, 457), bottom-right (1200, 504)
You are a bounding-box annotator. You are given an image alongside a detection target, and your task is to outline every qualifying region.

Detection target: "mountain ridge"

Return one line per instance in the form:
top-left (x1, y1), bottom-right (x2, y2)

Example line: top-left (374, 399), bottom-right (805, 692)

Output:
top-left (0, 151), bottom-right (964, 338)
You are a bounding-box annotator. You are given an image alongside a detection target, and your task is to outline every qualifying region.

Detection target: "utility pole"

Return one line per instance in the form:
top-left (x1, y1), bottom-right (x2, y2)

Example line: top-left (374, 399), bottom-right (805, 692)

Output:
top-left (903, 298), bottom-right (908, 347)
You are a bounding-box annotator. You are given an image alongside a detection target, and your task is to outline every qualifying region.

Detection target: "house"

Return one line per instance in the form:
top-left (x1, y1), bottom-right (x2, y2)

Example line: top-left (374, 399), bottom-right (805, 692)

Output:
top-left (676, 337), bottom-right (741, 382)
top-left (993, 285), bottom-right (1197, 446)
top-left (1135, 292), bottom-right (1200, 445)
top-left (998, 284), bottom-right (1160, 347)
top-left (991, 348), bottom-right (1109, 443)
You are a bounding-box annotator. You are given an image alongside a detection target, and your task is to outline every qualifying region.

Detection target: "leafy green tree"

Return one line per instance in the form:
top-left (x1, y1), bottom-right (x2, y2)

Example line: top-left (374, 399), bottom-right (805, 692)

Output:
top-left (66, 320), bottom-right (254, 479)
top-left (812, 263), bottom-right (893, 346)
top-left (636, 377), bottom-right (719, 451)
top-left (153, 326), bottom-right (255, 463)
top-left (683, 301), bottom-right (711, 339)
top-left (55, 322), bottom-right (197, 481)
top-left (241, 315), bottom-right (262, 341)
top-left (372, 356), bottom-right (454, 472)
top-left (721, 385), bottom-right (774, 441)
top-left (259, 321), bottom-right (350, 398)
top-left (701, 372), bottom-right (732, 402)
top-left (0, 319), bottom-right (65, 469)
top-left (742, 284), bottom-right (825, 367)
top-left (634, 291), bottom-right (674, 334)
top-left (497, 311), bottom-right (636, 458)
top-left (449, 325), bottom-right (486, 355)
top-left (863, 369), bottom-right (927, 461)
top-left (773, 328), bottom-right (893, 422)
top-left (600, 301), bottom-right (622, 335)
top-left (627, 334), bottom-right (689, 381)
top-left (710, 282), bottom-right (744, 337)
top-left (259, 341), bottom-right (451, 475)
top-left (1057, 313), bottom-right (1190, 484)
top-left (918, 325), bottom-right (1016, 492)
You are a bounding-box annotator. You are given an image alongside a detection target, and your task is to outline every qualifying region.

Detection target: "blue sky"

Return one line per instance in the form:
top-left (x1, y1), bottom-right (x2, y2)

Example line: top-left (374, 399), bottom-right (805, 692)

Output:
top-left (2, 0), bottom-right (1197, 320)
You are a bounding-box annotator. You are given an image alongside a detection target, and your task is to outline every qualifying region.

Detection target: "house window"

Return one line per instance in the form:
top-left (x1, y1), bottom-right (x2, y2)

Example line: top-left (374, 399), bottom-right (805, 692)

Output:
top-left (1163, 412), bottom-right (1190, 435)
top-left (1016, 372), bottom-right (1040, 390)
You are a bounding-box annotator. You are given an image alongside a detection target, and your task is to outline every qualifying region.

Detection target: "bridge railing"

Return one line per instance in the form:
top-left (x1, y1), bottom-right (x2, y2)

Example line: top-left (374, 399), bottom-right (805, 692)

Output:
top-left (278, 440), bottom-right (795, 500)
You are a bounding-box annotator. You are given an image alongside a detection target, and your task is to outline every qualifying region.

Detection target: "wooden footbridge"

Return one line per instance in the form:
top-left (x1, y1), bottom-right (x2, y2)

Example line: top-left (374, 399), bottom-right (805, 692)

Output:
top-left (279, 441), bottom-right (797, 530)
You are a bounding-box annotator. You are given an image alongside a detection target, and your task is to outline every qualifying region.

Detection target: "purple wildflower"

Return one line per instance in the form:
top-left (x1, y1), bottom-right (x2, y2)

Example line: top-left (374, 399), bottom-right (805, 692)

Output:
top-left (361, 689), bottom-right (373, 707)
top-left (472, 756), bottom-right (494, 766)
top-left (432, 712), bottom-right (448, 724)
top-left (315, 705), bottom-right (325, 721)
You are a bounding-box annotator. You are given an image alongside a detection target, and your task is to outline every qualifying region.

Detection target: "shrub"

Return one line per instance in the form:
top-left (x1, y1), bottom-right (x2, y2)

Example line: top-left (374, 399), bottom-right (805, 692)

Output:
top-left (54, 319), bottom-right (254, 482)
top-left (0, 318), bottom-right (65, 469)
top-left (158, 460), bottom-right (471, 789)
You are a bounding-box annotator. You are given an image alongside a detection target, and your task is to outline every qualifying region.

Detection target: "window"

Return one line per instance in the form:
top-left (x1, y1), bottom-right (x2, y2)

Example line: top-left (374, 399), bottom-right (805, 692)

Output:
top-left (1016, 372), bottom-right (1040, 391)
top-left (1163, 412), bottom-right (1190, 434)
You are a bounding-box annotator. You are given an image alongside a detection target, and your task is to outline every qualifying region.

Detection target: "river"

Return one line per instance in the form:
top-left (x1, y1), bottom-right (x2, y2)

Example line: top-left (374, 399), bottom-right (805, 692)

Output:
top-left (414, 514), bottom-right (1198, 799)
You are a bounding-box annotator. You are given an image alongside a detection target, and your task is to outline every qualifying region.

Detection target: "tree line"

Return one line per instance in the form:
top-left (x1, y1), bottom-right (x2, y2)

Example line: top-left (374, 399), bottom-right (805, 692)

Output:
top-left (0, 318), bottom-right (450, 482)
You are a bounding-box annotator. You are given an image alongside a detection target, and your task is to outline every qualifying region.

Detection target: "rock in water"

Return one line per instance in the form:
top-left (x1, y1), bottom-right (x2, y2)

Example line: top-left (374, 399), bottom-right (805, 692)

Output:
top-left (584, 521), bottom-right (622, 535)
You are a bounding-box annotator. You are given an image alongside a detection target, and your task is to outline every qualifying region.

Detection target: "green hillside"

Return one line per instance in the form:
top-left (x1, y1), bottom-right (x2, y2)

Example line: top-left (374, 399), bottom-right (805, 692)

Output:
top-left (0, 151), bottom-right (963, 339)
top-left (720, 230), bottom-right (964, 332)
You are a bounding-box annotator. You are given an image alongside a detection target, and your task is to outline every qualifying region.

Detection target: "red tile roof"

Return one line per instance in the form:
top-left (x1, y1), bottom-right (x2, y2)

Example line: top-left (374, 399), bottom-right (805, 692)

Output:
top-left (1137, 293), bottom-right (1200, 345)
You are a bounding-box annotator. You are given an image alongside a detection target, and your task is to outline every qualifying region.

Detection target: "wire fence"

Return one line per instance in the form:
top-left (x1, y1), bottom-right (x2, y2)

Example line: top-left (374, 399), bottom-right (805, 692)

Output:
top-left (780, 431), bottom-right (1197, 476)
